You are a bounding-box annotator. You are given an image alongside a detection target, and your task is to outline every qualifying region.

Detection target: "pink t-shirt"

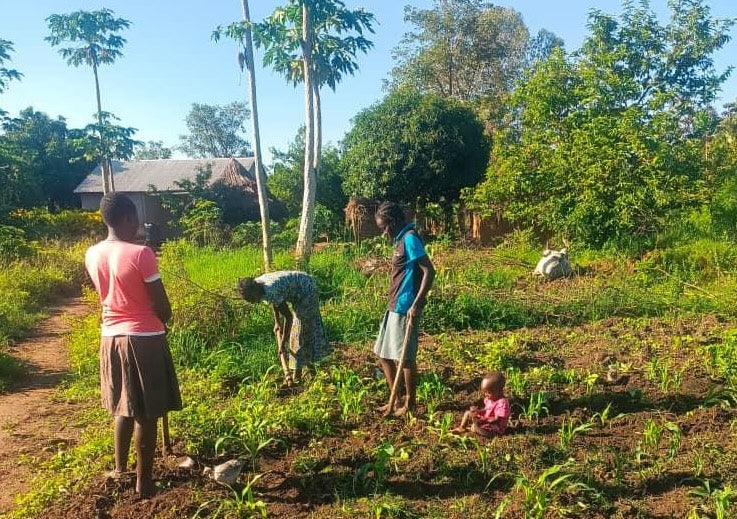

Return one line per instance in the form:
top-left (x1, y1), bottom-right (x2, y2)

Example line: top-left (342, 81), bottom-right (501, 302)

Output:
top-left (85, 240), bottom-right (165, 336)
top-left (477, 396), bottom-right (511, 434)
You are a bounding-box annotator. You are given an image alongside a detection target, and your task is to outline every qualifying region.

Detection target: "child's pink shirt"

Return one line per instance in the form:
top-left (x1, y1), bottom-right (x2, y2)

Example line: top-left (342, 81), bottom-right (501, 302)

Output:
top-left (85, 240), bottom-right (165, 337)
top-left (477, 396), bottom-right (511, 434)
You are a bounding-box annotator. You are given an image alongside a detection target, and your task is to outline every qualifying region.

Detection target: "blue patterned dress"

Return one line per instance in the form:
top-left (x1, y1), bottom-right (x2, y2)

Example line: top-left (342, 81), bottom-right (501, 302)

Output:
top-left (255, 271), bottom-right (331, 369)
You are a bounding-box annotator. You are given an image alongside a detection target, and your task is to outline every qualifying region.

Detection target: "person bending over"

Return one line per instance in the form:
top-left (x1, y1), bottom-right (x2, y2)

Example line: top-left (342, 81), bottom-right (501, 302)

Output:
top-left (238, 271), bottom-right (331, 386)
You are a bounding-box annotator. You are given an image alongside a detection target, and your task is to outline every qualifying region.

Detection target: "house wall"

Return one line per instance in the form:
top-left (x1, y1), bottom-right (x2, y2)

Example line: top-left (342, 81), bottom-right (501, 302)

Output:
top-left (79, 192), bottom-right (168, 238)
top-left (80, 194), bottom-right (102, 211)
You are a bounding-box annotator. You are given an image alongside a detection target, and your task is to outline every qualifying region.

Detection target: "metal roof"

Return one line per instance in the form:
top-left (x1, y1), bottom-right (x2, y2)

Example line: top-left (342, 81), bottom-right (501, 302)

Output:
top-left (73, 157), bottom-right (256, 194)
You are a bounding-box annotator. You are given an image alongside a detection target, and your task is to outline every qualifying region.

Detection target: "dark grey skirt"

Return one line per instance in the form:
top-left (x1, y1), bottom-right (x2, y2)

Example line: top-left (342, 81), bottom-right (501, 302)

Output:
top-left (100, 335), bottom-right (182, 418)
top-left (373, 311), bottom-right (419, 362)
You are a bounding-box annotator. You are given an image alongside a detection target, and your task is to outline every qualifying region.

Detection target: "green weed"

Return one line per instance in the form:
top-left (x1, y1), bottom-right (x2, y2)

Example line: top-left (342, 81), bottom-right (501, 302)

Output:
top-left (417, 373), bottom-right (452, 417)
top-left (689, 480), bottom-right (737, 519)
top-left (494, 462), bottom-right (598, 519)
top-left (520, 392), bottom-right (550, 422)
top-left (193, 473), bottom-right (267, 518)
top-left (559, 417), bottom-right (594, 451)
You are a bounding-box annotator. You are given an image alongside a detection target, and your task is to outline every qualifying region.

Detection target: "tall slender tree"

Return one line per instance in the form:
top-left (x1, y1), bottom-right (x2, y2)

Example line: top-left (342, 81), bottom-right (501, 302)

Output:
top-left (213, 1), bottom-right (273, 271)
top-left (46, 9), bottom-right (131, 194)
top-left (253, 0), bottom-right (374, 263)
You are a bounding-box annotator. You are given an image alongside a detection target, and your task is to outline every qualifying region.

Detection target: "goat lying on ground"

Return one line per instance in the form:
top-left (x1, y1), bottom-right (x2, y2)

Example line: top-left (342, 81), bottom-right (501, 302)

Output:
top-left (534, 248), bottom-right (572, 280)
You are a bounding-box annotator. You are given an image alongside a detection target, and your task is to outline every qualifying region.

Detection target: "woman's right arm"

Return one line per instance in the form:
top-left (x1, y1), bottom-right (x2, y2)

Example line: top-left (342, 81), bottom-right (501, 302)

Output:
top-left (276, 302), bottom-right (293, 347)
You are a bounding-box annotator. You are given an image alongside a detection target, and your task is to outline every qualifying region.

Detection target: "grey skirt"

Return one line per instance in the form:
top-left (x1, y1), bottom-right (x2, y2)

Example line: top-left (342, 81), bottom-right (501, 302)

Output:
top-left (374, 311), bottom-right (419, 362)
top-left (100, 335), bottom-right (182, 418)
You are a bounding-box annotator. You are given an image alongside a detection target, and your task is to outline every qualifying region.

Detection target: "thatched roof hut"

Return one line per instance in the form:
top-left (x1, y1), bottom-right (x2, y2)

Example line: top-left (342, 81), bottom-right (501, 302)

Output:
top-left (345, 198), bottom-right (381, 243)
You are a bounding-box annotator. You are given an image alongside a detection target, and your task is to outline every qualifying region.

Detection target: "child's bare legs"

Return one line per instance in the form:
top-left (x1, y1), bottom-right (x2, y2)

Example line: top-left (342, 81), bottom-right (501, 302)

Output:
top-left (135, 416), bottom-right (158, 497)
top-left (452, 407), bottom-right (478, 433)
top-left (378, 357), bottom-right (403, 412)
top-left (114, 416), bottom-right (134, 473)
top-left (471, 421), bottom-right (494, 439)
top-left (393, 360), bottom-right (416, 416)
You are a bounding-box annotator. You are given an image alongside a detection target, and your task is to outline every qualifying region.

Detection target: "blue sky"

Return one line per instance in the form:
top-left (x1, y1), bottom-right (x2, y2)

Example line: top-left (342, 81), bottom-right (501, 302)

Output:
top-left (1, 1), bottom-right (736, 165)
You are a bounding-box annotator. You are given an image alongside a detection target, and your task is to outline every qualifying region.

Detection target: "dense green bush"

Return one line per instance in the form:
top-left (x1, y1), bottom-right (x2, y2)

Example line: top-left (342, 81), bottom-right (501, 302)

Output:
top-left (465, 1), bottom-right (733, 247)
top-left (0, 225), bottom-right (33, 260)
top-left (179, 200), bottom-right (225, 247)
top-left (6, 208), bottom-right (105, 241)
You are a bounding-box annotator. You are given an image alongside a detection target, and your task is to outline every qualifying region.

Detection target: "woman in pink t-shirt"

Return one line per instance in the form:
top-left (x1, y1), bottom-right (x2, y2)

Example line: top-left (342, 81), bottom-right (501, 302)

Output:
top-left (85, 193), bottom-right (181, 498)
top-left (452, 371), bottom-right (510, 437)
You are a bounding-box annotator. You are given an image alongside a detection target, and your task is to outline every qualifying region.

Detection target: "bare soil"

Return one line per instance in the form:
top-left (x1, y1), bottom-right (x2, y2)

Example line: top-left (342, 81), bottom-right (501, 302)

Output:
top-left (0, 297), bottom-right (91, 515)
top-left (36, 313), bottom-right (737, 518)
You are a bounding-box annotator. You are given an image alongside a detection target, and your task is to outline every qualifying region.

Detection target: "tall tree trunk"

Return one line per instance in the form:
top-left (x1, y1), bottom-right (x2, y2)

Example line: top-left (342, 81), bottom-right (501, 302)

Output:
top-left (296, 2), bottom-right (316, 265)
top-left (312, 80), bottom-right (321, 174)
top-left (241, 0), bottom-right (272, 271)
top-left (93, 61), bottom-right (112, 194)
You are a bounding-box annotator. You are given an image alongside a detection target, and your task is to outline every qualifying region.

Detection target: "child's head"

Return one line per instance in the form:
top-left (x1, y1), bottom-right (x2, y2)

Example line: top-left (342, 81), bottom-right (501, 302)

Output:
top-left (481, 371), bottom-right (505, 397)
top-left (100, 193), bottom-right (139, 240)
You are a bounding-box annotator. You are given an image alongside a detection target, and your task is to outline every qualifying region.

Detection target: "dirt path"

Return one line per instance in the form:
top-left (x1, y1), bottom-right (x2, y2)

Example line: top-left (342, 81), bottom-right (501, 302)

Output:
top-left (0, 297), bottom-right (91, 514)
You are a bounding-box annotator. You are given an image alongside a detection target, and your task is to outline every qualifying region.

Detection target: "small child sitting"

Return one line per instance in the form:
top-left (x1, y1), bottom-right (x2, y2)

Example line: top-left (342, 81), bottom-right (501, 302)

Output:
top-left (452, 371), bottom-right (511, 438)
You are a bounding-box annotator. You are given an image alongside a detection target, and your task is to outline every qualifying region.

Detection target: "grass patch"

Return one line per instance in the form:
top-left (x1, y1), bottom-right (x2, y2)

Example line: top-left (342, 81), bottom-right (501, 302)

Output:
top-left (0, 242), bottom-right (87, 390)
top-left (9, 236), bottom-right (737, 518)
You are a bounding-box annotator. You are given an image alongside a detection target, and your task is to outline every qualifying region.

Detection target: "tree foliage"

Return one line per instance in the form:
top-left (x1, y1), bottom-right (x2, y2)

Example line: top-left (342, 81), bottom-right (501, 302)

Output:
top-left (268, 126), bottom-right (345, 215)
top-left (0, 39), bottom-right (22, 118)
top-left (251, 0), bottom-right (375, 263)
top-left (708, 101), bottom-right (737, 236)
top-left (389, 0), bottom-right (531, 102)
top-left (179, 102), bottom-right (251, 158)
top-left (46, 8), bottom-right (131, 193)
top-left (134, 140), bottom-right (172, 160)
top-left (45, 9), bottom-right (130, 68)
top-left (251, 0), bottom-right (375, 90)
top-left (0, 108), bottom-right (94, 211)
top-left (83, 111), bottom-right (141, 161)
top-left (466, 0), bottom-right (735, 246)
top-left (342, 90), bottom-right (488, 208)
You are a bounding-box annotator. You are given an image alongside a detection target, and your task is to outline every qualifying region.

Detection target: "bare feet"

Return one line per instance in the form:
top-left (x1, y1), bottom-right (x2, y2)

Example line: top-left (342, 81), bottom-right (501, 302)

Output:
top-left (393, 405), bottom-right (414, 417)
top-left (379, 397), bottom-right (404, 415)
top-left (136, 480), bottom-right (158, 499)
top-left (104, 469), bottom-right (134, 481)
top-left (451, 426), bottom-right (466, 434)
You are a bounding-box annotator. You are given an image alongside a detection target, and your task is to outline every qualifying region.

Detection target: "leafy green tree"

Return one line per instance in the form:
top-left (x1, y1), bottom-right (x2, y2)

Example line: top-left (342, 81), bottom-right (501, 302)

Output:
top-left (0, 108), bottom-right (94, 210)
top-left (0, 39), bottom-right (22, 118)
top-left (389, 0), bottom-right (530, 102)
top-left (342, 90), bottom-right (488, 213)
top-left (527, 28), bottom-right (564, 68)
top-left (708, 101), bottom-right (737, 236)
top-left (83, 111), bottom-right (140, 162)
top-left (253, 0), bottom-right (375, 263)
top-left (268, 126), bottom-right (345, 215)
top-left (134, 140), bottom-right (172, 160)
top-left (179, 102), bottom-right (251, 158)
top-left (46, 9), bottom-right (131, 194)
top-left (466, 0), bottom-right (735, 246)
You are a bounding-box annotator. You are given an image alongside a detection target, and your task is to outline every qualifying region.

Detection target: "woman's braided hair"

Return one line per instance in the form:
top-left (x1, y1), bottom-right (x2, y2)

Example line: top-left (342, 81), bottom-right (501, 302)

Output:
top-left (375, 201), bottom-right (405, 229)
